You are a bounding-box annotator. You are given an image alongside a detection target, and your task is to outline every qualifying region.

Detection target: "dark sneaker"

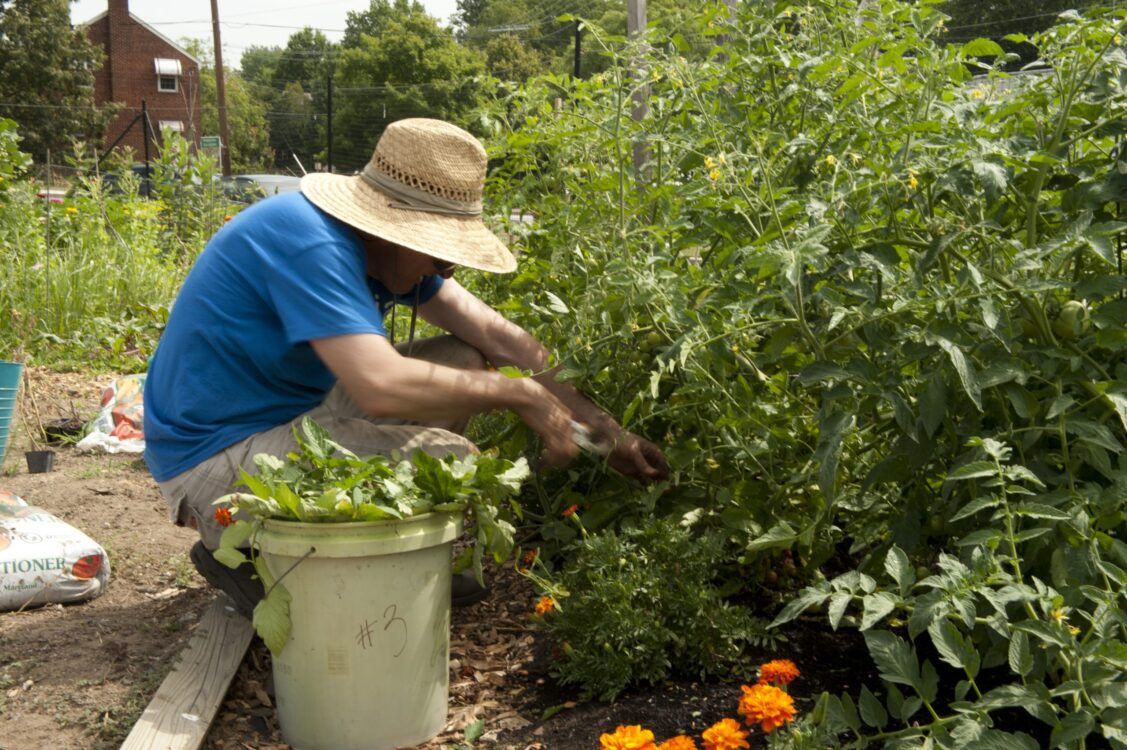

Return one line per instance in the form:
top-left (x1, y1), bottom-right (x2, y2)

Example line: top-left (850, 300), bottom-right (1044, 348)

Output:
top-left (451, 569), bottom-right (490, 607)
top-left (190, 541), bottom-right (263, 619)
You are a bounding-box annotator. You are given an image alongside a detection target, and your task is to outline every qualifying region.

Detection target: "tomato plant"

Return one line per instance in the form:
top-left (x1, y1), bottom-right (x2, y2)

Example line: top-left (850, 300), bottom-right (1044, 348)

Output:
top-left (472, 0), bottom-right (1127, 735)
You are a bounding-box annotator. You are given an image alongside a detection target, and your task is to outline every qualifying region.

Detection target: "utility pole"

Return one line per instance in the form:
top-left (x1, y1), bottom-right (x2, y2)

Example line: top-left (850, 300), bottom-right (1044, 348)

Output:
top-left (210, 0), bottom-right (232, 177)
top-left (327, 75), bottom-right (333, 174)
top-left (574, 20), bottom-right (582, 78)
top-left (627, 0), bottom-right (648, 175)
top-left (715, 0), bottom-right (737, 62)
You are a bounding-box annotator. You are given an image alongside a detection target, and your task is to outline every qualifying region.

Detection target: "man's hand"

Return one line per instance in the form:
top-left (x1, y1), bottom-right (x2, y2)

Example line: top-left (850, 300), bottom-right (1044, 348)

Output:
top-left (516, 395), bottom-right (581, 469)
top-left (606, 431), bottom-right (670, 482)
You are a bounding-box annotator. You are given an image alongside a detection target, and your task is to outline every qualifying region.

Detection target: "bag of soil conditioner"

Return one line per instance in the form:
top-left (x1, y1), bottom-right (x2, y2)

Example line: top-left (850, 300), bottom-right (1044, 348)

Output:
top-left (0, 489), bottom-right (110, 611)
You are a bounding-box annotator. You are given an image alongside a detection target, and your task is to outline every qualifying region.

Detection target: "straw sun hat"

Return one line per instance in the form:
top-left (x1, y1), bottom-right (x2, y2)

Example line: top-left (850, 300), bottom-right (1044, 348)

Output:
top-left (300, 118), bottom-right (516, 273)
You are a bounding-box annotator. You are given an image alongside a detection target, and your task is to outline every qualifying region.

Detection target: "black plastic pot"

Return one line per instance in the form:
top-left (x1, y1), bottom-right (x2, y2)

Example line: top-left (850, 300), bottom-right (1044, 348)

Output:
top-left (26, 450), bottom-right (56, 473)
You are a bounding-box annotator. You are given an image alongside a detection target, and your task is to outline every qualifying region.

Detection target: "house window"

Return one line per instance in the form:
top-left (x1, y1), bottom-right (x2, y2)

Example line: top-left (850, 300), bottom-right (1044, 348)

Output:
top-left (154, 58), bottom-right (181, 93)
top-left (158, 120), bottom-right (184, 134)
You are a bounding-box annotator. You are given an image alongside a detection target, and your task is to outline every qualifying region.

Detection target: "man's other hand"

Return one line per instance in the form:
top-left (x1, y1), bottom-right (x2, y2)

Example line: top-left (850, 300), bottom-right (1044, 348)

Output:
top-left (608, 432), bottom-right (670, 482)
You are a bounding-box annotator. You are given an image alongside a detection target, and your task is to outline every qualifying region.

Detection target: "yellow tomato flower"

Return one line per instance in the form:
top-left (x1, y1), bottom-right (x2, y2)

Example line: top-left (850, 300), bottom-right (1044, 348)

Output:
top-left (706, 457), bottom-right (720, 470)
top-left (972, 89), bottom-right (985, 99)
top-left (1051, 607), bottom-right (1067, 623)
top-left (709, 168), bottom-right (721, 181)
top-left (65, 206), bottom-right (77, 214)
top-left (704, 156), bottom-right (716, 169)
top-left (1070, 625), bottom-right (1081, 636)
top-left (908, 171), bottom-right (919, 190)
top-left (600, 725), bottom-right (657, 750)
top-left (824, 154), bottom-right (837, 167)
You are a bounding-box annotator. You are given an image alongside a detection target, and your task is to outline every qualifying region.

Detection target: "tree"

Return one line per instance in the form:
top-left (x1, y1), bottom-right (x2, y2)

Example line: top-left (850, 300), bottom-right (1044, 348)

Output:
top-left (240, 45), bottom-right (283, 88)
top-left (268, 28), bottom-right (336, 171)
top-left (184, 40), bottom-right (272, 172)
top-left (332, 2), bottom-right (486, 171)
top-left (939, 0), bottom-right (1080, 68)
top-left (0, 0), bottom-right (109, 161)
top-left (483, 33), bottom-right (546, 82)
top-left (342, 0), bottom-right (427, 48)
top-left (939, 0), bottom-right (1079, 39)
top-left (454, 0), bottom-right (490, 37)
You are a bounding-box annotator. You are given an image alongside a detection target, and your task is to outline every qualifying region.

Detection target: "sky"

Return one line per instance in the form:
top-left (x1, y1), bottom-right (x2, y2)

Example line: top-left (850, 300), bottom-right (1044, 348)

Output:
top-left (70, 0), bottom-right (460, 68)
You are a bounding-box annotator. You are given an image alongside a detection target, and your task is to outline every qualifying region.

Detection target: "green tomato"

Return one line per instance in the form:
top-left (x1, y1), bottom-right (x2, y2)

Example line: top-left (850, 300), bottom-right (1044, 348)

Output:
top-left (915, 565), bottom-right (930, 580)
top-left (1052, 300), bottom-right (1091, 341)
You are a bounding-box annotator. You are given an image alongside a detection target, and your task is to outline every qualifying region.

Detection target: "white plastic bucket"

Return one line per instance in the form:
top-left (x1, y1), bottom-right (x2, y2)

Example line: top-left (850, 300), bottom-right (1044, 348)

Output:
top-left (257, 513), bottom-right (462, 750)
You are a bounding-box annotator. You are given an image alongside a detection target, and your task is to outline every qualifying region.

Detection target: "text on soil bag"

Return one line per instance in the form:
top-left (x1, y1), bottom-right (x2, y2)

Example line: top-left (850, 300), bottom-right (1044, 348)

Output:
top-left (0, 557), bottom-right (66, 574)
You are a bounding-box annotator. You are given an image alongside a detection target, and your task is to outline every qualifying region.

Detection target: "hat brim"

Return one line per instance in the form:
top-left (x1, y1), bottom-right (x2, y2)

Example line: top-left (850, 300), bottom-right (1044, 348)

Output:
top-left (300, 173), bottom-right (517, 274)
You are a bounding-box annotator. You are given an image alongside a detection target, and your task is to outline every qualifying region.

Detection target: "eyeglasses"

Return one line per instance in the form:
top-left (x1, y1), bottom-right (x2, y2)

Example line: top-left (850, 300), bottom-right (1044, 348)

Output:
top-left (431, 257), bottom-right (456, 278)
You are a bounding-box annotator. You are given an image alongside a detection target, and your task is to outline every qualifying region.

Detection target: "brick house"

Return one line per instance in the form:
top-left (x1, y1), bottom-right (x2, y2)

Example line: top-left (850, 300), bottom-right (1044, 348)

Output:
top-left (81, 0), bottom-right (201, 158)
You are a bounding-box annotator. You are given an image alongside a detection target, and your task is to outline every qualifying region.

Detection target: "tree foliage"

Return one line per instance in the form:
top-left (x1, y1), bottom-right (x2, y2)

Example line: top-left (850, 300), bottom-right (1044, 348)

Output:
top-left (332, 0), bottom-right (486, 171)
top-left (183, 39), bottom-right (272, 172)
top-left (0, 0), bottom-right (109, 161)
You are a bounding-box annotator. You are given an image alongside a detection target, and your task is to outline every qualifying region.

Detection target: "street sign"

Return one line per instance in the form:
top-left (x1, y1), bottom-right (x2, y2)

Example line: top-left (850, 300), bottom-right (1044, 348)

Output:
top-left (200, 135), bottom-right (222, 149)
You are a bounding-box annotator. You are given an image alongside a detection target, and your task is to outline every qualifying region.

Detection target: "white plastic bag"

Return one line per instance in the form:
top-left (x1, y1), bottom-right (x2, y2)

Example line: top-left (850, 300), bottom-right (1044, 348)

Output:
top-left (77, 374), bottom-right (145, 454)
top-left (0, 489), bottom-right (111, 611)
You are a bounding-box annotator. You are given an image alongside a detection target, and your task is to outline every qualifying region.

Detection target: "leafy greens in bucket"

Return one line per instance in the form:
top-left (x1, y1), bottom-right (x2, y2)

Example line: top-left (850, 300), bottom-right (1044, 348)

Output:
top-left (212, 417), bottom-right (530, 653)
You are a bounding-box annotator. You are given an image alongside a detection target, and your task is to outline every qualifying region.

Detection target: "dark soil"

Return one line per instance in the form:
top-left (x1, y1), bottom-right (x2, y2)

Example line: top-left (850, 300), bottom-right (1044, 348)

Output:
top-left (493, 616), bottom-right (877, 749)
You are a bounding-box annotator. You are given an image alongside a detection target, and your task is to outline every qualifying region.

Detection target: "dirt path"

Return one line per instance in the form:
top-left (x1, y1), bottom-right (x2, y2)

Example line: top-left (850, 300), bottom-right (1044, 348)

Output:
top-left (0, 368), bottom-right (548, 750)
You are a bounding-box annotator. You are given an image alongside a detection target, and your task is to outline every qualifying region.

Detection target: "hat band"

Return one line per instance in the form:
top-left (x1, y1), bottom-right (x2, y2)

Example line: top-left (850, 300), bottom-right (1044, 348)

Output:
top-left (360, 163), bottom-right (482, 217)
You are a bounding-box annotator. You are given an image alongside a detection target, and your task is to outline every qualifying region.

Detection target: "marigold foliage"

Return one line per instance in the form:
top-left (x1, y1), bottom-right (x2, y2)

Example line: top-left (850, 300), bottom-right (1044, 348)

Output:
top-left (701, 718), bottom-right (749, 750)
top-left (738, 683), bottom-right (797, 733)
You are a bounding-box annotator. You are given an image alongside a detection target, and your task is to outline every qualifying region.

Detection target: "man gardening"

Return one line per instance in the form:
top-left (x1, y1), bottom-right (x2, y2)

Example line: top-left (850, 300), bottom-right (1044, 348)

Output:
top-left (143, 118), bottom-right (668, 615)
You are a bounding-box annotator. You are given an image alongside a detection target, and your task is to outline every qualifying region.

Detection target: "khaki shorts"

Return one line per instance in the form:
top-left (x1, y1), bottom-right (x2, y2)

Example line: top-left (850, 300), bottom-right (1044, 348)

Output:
top-left (157, 336), bottom-right (483, 548)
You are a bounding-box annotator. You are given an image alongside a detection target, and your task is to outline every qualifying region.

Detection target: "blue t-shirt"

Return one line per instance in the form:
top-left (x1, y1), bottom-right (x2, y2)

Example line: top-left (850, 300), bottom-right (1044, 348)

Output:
top-left (144, 192), bottom-right (443, 481)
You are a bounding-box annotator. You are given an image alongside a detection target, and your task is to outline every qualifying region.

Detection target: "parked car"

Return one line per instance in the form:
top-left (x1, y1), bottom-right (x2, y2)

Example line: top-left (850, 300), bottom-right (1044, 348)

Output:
top-left (236, 174), bottom-right (302, 200)
top-left (220, 175), bottom-right (266, 205)
top-left (99, 163), bottom-right (156, 198)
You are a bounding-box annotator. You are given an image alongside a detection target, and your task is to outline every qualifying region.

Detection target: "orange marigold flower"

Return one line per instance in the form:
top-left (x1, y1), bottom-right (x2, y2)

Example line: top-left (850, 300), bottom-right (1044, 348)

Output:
top-left (600, 724), bottom-right (657, 750)
top-left (658, 736), bottom-right (698, 750)
top-left (758, 659), bottom-right (800, 686)
top-left (522, 549), bottom-right (538, 567)
top-left (701, 718), bottom-right (749, 750)
top-left (534, 596), bottom-right (555, 616)
top-left (214, 506), bottom-right (234, 527)
top-left (561, 504), bottom-right (579, 517)
top-left (737, 683), bottom-right (797, 733)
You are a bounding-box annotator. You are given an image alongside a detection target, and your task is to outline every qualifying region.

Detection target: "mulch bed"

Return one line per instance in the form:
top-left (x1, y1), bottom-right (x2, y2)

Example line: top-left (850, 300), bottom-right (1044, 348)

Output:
top-left (203, 558), bottom-right (875, 750)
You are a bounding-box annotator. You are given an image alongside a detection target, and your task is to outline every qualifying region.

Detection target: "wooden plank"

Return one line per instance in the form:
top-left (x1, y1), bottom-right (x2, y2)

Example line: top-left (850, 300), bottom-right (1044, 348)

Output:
top-left (120, 594), bottom-right (255, 750)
